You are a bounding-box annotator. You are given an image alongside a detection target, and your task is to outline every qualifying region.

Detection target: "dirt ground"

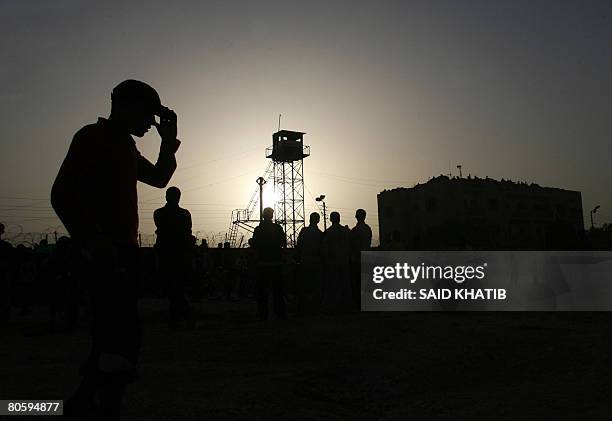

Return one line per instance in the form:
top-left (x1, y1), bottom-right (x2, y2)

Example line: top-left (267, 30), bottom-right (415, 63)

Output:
top-left (2, 299), bottom-right (612, 420)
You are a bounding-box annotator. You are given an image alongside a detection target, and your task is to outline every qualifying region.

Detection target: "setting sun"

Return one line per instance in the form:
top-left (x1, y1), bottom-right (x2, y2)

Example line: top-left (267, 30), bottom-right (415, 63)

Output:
top-left (261, 183), bottom-right (280, 210)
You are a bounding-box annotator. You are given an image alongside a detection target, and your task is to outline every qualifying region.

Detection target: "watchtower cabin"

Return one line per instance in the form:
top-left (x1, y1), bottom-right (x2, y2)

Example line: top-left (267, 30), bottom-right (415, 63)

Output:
top-left (266, 130), bottom-right (310, 162)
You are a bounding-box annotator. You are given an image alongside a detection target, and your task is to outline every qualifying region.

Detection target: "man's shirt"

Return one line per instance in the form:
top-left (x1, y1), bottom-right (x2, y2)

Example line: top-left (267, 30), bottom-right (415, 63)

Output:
top-left (323, 224), bottom-right (351, 264)
top-left (51, 118), bottom-right (176, 246)
top-left (153, 205), bottom-right (192, 250)
top-left (252, 221), bottom-right (286, 266)
top-left (296, 225), bottom-right (323, 262)
top-left (351, 221), bottom-right (372, 257)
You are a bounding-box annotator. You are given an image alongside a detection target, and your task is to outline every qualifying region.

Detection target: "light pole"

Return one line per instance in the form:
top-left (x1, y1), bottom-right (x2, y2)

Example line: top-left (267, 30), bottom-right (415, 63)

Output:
top-left (256, 176), bottom-right (266, 222)
top-left (590, 205), bottom-right (601, 230)
top-left (316, 195), bottom-right (327, 231)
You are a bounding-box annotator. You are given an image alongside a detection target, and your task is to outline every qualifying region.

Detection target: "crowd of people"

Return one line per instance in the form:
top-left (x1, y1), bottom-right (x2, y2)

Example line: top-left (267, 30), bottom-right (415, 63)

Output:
top-left (0, 208), bottom-right (373, 329)
top-left (1, 79), bottom-right (374, 419)
top-left (0, 224), bottom-right (83, 330)
top-left (154, 191), bottom-right (373, 323)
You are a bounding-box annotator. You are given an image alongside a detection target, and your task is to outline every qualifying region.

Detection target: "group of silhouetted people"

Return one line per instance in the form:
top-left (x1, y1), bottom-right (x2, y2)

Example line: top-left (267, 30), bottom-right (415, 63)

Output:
top-left (295, 208), bottom-right (372, 316)
top-left (146, 192), bottom-right (374, 323)
top-left (0, 228), bottom-right (83, 330)
top-left (41, 78), bottom-right (375, 420)
top-left (7, 76), bottom-right (605, 421)
top-left (242, 206), bottom-right (372, 320)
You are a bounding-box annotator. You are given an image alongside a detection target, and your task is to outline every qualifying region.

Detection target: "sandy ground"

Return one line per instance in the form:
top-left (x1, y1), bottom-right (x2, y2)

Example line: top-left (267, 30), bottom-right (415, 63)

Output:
top-left (2, 299), bottom-right (612, 420)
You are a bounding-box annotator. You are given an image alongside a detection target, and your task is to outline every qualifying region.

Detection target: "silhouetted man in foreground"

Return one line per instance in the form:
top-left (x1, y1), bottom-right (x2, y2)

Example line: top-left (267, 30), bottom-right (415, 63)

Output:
top-left (51, 79), bottom-right (180, 420)
top-left (295, 212), bottom-right (323, 315)
top-left (350, 209), bottom-right (372, 309)
top-left (251, 207), bottom-right (286, 320)
top-left (154, 186), bottom-right (193, 329)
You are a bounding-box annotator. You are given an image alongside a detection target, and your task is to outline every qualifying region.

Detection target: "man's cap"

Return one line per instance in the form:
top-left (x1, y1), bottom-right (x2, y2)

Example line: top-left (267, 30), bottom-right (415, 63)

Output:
top-left (111, 80), bottom-right (162, 113)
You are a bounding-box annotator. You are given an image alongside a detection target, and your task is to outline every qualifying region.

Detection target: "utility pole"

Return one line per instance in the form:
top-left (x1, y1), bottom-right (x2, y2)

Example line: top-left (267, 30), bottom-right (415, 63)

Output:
top-left (322, 201), bottom-right (326, 230)
top-left (316, 195), bottom-right (327, 231)
top-left (256, 176), bottom-right (266, 222)
top-left (590, 205), bottom-right (601, 230)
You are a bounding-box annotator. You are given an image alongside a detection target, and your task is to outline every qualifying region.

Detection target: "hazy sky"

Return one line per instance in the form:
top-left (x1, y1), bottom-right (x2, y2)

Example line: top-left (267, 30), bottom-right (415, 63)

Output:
top-left (1, 0), bottom-right (611, 245)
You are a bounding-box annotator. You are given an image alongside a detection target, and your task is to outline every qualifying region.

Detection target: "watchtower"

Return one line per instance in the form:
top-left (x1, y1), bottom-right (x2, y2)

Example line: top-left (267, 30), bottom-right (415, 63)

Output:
top-left (266, 130), bottom-right (310, 247)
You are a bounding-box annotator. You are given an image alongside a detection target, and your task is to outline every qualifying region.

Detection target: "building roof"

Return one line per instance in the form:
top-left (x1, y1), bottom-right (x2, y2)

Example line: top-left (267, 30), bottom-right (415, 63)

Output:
top-left (273, 130), bottom-right (306, 137)
top-left (379, 174), bottom-right (580, 195)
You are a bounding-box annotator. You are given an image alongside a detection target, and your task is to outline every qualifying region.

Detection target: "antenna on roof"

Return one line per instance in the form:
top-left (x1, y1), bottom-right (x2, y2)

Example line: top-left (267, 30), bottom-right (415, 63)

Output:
top-left (278, 114), bottom-right (282, 131)
top-left (457, 165), bottom-right (463, 178)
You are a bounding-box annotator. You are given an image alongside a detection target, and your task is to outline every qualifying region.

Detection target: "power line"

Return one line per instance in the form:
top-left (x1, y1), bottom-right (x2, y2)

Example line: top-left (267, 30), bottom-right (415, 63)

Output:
top-left (310, 171), bottom-right (413, 185)
top-left (0, 196), bottom-right (49, 201)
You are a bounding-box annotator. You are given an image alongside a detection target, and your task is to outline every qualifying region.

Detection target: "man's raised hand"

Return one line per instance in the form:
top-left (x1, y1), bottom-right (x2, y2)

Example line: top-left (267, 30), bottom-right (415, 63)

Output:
top-left (154, 106), bottom-right (178, 141)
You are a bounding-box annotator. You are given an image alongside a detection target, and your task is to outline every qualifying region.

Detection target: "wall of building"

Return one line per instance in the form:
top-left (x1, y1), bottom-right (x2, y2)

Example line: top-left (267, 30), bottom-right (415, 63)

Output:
top-left (378, 176), bottom-right (584, 250)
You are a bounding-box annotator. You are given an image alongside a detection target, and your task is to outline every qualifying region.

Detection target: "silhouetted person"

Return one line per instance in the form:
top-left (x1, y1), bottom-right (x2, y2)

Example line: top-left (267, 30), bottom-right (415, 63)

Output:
top-left (221, 241), bottom-right (238, 299)
top-left (295, 212), bottom-right (324, 315)
top-left (0, 223), bottom-right (10, 255)
top-left (251, 207), bottom-right (286, 320)
top-left (0, 223), bottom-right (13, 323)
top-left (193, 239), bottom-right (212, 301)
top-left (51, 79), bottom-right (180, 420)
top-left (350, 209), bottom-right (372, 308)
top-left (154, 187), bottom-right (193, 329)
top-left (244, 238), bottom-right (258, 298)
top-left (47, 235), bottom-right (80, 332)
top-left (322, 212), bottom-right (352, 313)
top-left (0, 223), bottom-right (7, 243)
top-left (13, 244), bottom-right (34, 316)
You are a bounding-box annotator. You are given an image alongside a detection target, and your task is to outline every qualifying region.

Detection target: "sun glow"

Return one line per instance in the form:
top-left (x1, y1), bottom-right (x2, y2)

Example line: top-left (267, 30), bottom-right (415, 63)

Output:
top-left (261, 184), bottom-right (280, 209)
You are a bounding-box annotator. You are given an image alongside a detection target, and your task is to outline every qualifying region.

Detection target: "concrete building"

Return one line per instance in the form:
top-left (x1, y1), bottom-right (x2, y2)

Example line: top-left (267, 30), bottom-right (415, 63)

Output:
top-left (377, 175), bottom-right (584, 250)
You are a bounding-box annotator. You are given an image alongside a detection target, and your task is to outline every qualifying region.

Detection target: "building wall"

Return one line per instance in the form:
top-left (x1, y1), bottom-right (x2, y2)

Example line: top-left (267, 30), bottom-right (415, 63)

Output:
top-left (378, 176), bottom-right (584, 250)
